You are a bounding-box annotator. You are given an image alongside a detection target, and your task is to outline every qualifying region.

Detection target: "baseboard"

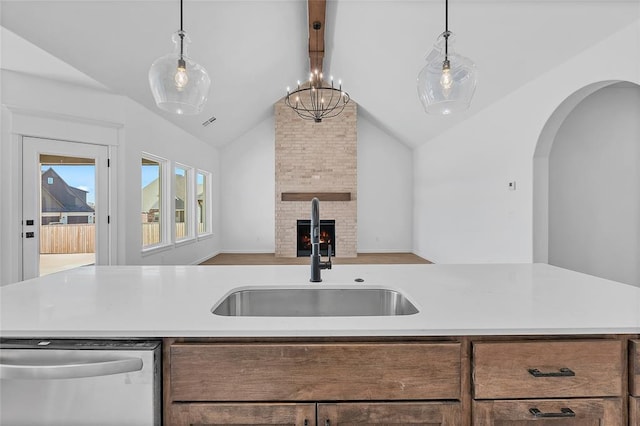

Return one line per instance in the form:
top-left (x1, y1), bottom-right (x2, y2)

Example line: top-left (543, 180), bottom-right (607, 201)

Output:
top-left (412, 249), bottom-right (437, 263)
top-left (356, 248), bottom-right (414, 254)
top-left (219, 249), bottom-right (276, 254)
top-left (191, 250), bottom-right (221, 265)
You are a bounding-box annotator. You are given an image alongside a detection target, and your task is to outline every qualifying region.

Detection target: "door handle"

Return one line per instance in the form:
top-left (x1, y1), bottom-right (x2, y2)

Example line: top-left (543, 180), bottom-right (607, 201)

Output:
top-left (0, 357), bottom-right (143, 380)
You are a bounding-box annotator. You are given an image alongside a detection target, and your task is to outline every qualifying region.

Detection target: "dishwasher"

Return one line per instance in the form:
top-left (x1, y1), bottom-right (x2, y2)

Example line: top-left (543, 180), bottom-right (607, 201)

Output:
top-left (0, 339), bottom-right (161, 426)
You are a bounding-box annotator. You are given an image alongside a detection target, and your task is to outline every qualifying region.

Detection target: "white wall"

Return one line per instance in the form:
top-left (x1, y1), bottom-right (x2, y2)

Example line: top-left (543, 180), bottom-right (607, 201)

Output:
top-left (357, 115), bottom-right (413, 253)
top-left (548, 85), bottom-right (640, 286)
top-left (219, 111), bottom-right (414, 254)
top-left (413, 20), bottom-right (640, 264)
top-left (220, 117), bottom-right (275, 253)
top-left (120, 99), bottom-right (221, 266)
top-left (0, 70), bottom-right (220, 284)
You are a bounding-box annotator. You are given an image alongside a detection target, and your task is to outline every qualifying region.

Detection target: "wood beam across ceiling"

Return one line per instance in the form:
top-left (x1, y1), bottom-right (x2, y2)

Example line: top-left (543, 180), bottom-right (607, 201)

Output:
top-left (308, 0), bottom-right (326, 76)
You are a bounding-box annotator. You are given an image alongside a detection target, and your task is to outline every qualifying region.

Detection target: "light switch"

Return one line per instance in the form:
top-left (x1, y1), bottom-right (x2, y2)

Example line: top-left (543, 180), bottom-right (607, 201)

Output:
top-left (508, 181), bottom-right (516, 191)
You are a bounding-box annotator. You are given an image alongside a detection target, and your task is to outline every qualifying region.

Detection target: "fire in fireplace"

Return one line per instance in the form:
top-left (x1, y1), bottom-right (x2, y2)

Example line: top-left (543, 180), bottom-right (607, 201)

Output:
top-left (297, 219), bottom-right (335, 257)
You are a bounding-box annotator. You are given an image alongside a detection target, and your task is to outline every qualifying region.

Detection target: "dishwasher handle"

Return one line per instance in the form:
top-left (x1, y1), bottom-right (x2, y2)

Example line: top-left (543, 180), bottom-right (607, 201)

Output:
top-left (0, 357), bottom-right (143, 380)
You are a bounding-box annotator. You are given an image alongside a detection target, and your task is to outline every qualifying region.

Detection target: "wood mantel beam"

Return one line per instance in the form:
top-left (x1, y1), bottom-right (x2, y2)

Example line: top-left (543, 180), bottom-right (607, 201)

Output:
top-left (308, 0), bottom-right (326, 75)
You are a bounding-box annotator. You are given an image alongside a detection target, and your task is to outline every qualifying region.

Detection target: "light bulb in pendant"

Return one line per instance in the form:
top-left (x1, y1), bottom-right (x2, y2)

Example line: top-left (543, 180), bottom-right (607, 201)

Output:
top-left (440, 60), bottom-right (453, 90)
top-left (174, 58), bottom-right (189, 89)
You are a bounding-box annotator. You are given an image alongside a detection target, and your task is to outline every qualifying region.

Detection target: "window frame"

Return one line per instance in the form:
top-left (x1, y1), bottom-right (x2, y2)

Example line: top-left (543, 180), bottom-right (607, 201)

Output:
top-left (196, 169), bottom-right (213, 239)
top-left (141, 153), bottom-right (172, 254)
top-left (174, 163), bottom-right (195, 244)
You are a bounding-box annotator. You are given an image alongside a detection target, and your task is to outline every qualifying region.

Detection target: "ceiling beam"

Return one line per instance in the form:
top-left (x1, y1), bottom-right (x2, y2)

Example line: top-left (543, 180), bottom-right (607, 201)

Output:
top-left (308, 0), bottom-right (326, 76)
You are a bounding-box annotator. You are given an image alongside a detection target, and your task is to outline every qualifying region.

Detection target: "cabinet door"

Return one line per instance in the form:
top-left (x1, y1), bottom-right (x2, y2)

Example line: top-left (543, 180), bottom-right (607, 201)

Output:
top-left (317, 402), bottom-right (461, 426)
top-left (472, 399), bottom-right (622, 425)
top-left (167, 403), bottom-right (316, 426)
top-left (631, 397), bottom-right (639, 426)
top-left (631, 340), bottom-right (640, 396)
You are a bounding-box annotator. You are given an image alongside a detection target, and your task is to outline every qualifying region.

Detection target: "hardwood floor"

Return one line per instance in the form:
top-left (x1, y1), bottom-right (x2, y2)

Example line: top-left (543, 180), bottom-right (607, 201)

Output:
top-left (200, 253), bottom-right (432, 265)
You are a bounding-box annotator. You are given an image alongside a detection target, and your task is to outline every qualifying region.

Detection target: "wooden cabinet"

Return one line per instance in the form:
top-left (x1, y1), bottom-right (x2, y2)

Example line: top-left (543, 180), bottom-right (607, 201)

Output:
top-left (472, 339), bottom-right (625, 425)
top-left (165, 340), bottom-right (463, 426)
top-left (631, 340), bottom-right (640, 426)
top-left (318, 402), bottom-right (461, 426)
top-left (164, 336), bottom-right (636, 426)
top-left (167, 403), bottom-right (316, 426)
top-left (473, 340), bottom-right (623, 399)
top-left (169, 342), bottom-right (461, 402)
top-left (473, 398), bottom-right (623, 425)
top-left (631, 340), bottom-right (640, 396)
top-left (631, 397), bottom-right (639, 426)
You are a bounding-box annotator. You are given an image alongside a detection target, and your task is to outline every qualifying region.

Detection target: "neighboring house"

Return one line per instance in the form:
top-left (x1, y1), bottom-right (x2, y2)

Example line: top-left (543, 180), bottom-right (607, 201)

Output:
top-left (141, 175), bottom-right (204, 224)
top-left (41, 168), bottom-right (94, 225)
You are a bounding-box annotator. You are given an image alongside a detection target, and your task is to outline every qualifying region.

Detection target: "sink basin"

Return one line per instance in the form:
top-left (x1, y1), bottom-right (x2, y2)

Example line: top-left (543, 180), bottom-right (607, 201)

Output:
top-left (211, 287), bottom-right (419, 317)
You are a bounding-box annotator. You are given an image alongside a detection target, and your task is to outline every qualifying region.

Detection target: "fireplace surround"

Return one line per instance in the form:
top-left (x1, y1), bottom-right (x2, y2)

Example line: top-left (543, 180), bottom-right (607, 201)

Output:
top-left (274, 96), bottom-right (358, 257)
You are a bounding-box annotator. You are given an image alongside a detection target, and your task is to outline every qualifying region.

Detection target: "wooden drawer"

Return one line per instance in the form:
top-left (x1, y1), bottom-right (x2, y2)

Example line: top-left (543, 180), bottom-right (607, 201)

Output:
top-left (631, 340), bottom-right (640, 396)
top-left (168, 403), bottom-right (316, 426)
top-left (473, 340), bottom-right (622, 399)
top-left (318, 402), bottom-right (462, 425)
top-left (170, 342), bottom-right (461, 401)
top-left (473, 398), bottom-right (623, 425)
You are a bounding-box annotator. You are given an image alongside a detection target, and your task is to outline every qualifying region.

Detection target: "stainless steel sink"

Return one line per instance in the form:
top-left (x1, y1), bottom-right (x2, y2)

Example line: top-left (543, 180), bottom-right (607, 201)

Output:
top-left (211, 287), bottom-right (419, 317)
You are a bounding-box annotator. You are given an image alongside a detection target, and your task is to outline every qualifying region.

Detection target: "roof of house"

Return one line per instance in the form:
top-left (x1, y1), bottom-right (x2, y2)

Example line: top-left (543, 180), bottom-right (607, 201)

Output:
top-left (41, 167), bottom-right (94, 213)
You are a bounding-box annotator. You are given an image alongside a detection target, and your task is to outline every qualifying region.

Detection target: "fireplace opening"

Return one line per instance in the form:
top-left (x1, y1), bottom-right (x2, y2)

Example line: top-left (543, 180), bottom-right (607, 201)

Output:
top-left (297, 219), bottom-right (335, 257)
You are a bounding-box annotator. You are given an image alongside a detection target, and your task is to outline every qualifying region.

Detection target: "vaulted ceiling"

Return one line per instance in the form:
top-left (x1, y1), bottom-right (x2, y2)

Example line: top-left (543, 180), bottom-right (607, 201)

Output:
top-left (1, 0), bottom-right (638, 148)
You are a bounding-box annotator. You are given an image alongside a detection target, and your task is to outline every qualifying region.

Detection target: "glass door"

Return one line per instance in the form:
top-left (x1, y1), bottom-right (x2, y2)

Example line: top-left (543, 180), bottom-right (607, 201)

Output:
top-left (22, 137), bottom-right (109, 279)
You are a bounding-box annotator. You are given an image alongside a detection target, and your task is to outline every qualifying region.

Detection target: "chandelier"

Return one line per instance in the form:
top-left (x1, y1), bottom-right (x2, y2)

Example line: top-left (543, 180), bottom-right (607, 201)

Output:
top-left (285, 21), bottom-right (350, 123)
top-left (416, 0), bottom-right (477, 115)
top-left (148, 0), bottom-right (211, 115)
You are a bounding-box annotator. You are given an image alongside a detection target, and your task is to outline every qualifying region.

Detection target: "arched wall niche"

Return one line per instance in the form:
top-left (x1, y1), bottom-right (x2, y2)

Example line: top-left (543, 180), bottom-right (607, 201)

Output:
top-left (533, 80), bottom-right (640, 287)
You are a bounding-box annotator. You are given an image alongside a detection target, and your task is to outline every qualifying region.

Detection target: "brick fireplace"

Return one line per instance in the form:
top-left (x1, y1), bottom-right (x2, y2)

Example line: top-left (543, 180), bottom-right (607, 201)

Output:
top-left (274, 96), bottom-right (358, 257)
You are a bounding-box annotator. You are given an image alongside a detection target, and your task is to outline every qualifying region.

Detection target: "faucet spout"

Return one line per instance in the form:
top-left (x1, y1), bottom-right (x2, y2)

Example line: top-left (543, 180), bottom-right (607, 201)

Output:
top-left (310, 197), bottom-right (332, 282)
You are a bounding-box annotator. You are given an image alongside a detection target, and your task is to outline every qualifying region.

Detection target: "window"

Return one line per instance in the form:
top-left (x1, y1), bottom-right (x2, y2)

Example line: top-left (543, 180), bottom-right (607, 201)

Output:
top-left (174, 164), bottom-right (192, 241)
top-left (141, 155), bottom-right (168, 249)
top-left (196, 170), bottom-right (211, 236)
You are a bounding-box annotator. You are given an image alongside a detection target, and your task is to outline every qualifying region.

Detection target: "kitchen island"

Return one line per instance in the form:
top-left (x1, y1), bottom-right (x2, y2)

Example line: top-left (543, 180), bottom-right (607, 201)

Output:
top-left (1, 263), bottom-right (639, 337)
top-left (2, 263), bottom-right (639, 425)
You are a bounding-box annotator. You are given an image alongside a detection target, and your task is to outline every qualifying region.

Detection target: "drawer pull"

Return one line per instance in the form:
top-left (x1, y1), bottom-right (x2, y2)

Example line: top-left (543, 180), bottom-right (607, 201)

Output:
top-left (529, 407), bottom-right (575, 418)
top-left (528, 367), bottom-right (575, 377)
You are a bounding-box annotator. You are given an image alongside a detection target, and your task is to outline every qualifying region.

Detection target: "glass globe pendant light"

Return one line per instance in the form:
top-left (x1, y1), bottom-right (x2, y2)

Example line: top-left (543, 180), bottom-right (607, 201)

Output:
top-left (149, 0), bottom-right (211, 115)
top-left (417, 0), bottom-right (477, 115)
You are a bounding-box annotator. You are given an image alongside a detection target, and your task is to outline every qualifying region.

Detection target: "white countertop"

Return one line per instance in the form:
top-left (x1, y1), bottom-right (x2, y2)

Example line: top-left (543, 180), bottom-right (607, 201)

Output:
top-left (1, 263), bottom-right (639, 338)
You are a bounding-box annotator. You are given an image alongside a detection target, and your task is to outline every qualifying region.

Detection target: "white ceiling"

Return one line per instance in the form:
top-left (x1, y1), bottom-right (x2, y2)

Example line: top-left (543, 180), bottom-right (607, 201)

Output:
top-left (1, 0), bottom-right (639, 148)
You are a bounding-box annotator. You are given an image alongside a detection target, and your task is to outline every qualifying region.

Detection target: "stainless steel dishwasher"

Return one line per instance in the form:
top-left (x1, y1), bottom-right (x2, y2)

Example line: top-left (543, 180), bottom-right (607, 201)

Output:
top-left (0, 339), bottom-right (161, 425)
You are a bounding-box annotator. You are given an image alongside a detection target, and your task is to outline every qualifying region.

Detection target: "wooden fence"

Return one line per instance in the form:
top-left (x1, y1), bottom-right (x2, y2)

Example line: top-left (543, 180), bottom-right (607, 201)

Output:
top-left (143, 222), bottom-right (206, 245)
top-left (40, 224), bottom-right (95, 254)
top-left (42, 223), bottom-right (208, 252)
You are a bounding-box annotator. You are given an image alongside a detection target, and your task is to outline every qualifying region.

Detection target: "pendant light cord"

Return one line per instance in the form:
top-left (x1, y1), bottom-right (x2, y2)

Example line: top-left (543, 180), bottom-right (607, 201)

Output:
top-left (444, 0), bottom-right (449, 61)
top-left (179, 0), bottom-right (185, 59)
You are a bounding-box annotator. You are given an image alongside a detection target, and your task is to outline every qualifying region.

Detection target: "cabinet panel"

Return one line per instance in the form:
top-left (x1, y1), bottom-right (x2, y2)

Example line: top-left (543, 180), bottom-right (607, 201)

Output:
top-left (631, 340), bottom-right (640, 396)
top-left (170, 342), bottom-right (461, 402)
top-left (472, 398), bottom-right (623, 425)
top-left (168, 402), bottom-right (316, 426)
top-left (473, 340), bottom-right (622, 399)
top-left (631, 397), bottom-right (639, 425)
top-left (318, 402), bottom-right (461, 426)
